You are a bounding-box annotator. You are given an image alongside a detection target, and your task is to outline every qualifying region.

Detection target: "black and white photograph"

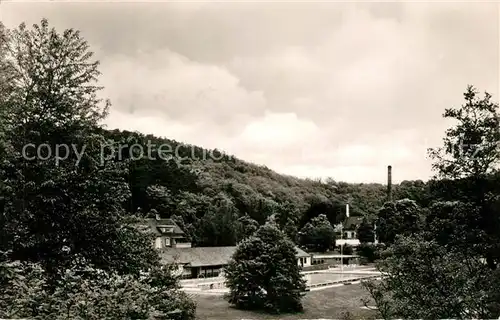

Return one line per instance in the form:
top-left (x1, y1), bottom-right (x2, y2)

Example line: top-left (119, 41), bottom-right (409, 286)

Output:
top-left (0, 1), bottom-right (499, 319)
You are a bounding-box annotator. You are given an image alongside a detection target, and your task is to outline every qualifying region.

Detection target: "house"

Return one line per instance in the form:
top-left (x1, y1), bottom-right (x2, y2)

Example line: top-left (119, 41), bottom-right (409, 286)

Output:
top-left (142, 216), bottom-right (312, 279)
top-left (335, 216), bottom-right (364, 240)
top-left (145, 215), bottom-right (192, 249)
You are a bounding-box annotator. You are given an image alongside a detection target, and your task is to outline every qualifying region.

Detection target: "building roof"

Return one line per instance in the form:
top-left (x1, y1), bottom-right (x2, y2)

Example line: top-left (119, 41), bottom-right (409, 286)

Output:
top-left (144, 218), bottom-right (185, 236)
top-left (344, 216), bottom-right (364, 230)
top-left (160, 245), bottom-right (310, 267)
top-left (295, 246), bottom-right (310, 258)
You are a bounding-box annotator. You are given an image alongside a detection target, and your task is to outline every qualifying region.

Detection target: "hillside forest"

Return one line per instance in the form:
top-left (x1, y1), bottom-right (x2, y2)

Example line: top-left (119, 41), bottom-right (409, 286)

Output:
top-left (102, 127), bottom-right (430, 247)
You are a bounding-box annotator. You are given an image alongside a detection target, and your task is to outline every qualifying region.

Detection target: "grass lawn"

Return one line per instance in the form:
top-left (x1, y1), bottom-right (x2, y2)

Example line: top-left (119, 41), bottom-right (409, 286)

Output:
top-left (193, 283), bottom-right (377, 320)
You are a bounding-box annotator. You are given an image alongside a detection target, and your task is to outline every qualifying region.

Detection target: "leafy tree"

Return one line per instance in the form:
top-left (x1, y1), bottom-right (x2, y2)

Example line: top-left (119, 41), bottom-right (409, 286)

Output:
top-left (0, 19), bottom-right (161, 276)
top-left (424, 200), bottom-right (480, 249)
top-left (363, 235), bottom-right (500, 319)
top-left (299, 214), bottom-right (335, 252)
top-left (235, 213), bottom-right (259, 243)
top-left (357, 218), bottom-right (375, 243)
top-left (366, 87), bottom-right (500, 319)
top-left (146, 185), bottom-right (173, 215)
top-left (356, 243), bottom-right (382, 263)
top-left (195, 192), bottom-right (238, 246)
top-left (375, 199), bottom-right (423, 244)
top-left (428, 85), bottom-right (500, 269)
top-left (342, 244), bottom-right (353, 255)
top-left (283, 221), bottom-right (299, 243)
top-left (0, 254), bottom-right (196, 320)
top-left (393, 180), bottom-right (430, 207)
top-left (428, 85), bottom-right (500, 179)
top-left (224, 223), bottom-right (306, 314)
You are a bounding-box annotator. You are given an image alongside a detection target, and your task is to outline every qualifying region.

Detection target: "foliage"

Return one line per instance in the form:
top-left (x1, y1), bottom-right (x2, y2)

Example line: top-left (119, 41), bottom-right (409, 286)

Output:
top-left (235, 213), bottom-right (259, 243)
top-left (393, 179), bottom-right (430, 207)
top-left (0, 19), bottom-right (196, 318)
top-left (341, 244), bottom-right (353, 255)
top-left (299, 214), bottom-right (336, 252)
top-left (100, 128), bottom-right (398, 247)
top-left (428, 85), bottom-right (500, 179)
top-left (224, 223), bottom-right (307, 314)
top-left (0, 255), bottom-right (196, 320)
top-left (195, 192), bottom-right (239, 246)
top-left (427, 85), bottom-right (500, 270)
top-left (375, 199), bottom-right (423, 245)
top-left (367, 87), bottom-right (500, 319)
top-left (0, 19), bottom-right (159, 276)
top-left (356, 243), bottom-right (382, 263)
top-left (356, 218), bottom-right (375, 243)
top-left (363, 235), bottom-right (500, 319)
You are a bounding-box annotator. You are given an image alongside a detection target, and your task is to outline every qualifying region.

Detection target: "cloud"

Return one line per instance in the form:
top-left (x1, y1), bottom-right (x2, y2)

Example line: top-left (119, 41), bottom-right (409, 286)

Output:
top-left (2, 2), bottom-right (498, 183)
top-left (99, 49), bottom-right (267, 129)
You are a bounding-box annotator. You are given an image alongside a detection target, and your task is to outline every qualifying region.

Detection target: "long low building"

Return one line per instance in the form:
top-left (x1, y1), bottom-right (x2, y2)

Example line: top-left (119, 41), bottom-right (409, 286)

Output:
top-left (160, 245), bottom-right (311, 279)
top-left (311, 253), bottom-right (360, 266)
top-left (141, 215), bottom-right (312, 279)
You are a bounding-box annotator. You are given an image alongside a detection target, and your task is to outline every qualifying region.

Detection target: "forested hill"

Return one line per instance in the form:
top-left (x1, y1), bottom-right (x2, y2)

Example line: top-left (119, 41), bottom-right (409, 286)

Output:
top-left (102, 128), bottom-right (428, 247)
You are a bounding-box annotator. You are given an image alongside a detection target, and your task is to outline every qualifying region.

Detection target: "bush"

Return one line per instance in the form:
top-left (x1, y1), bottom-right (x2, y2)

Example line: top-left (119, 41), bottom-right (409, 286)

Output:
top-left (341, 244), bottom-right (354, 255)
top-left (225, 223), bottom-right (307, 314)
top-left (0, 256), bottom-right (196, 320)
top-left (357, 243), bottom-right (384, 263)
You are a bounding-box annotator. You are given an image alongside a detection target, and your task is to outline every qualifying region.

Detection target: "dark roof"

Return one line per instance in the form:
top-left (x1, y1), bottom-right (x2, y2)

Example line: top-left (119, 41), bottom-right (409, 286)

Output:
top-left (295, 246), bottom-right (310, 258)
top-left (132, 218), bottom-right (186, 237)
top-left (344, 216), bottom-right (364, 230)
top-left (145, 218), bottom-right (185, 236)
top-left (160, 246), bottom-right (310, 267)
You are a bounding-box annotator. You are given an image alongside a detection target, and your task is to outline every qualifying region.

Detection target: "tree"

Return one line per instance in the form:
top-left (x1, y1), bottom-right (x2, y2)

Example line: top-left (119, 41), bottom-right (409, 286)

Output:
top-left (299, 214), bottom-right (335, 252)
top-left (375, 199), bottom-right (422, 244)
top-left (342, 244), bottom-right (353, 255)
top-left (428, 85), bottom-right (500, 270)
top-left (0, 19), bottom-right (196, 318)
top-left (357, 218), bottom-right (375, 243)
top-left (195, 192), bottom-right (238, 246)
top-left (0, 19), bottom-right (159, 276)
top-left (224, 223), bottom-right (307, 314)
top-left (146, 185), bottom-right (174, 216)
top-left (235, 213), bottom-right (259, 243)
top-left (428, 85), bottom-right (500, 179)
top-left (356, 243), bottom-right (382, 264)
top-left (0, 254), bottom-right (196, 320)
top-left (366, 87), bottom-right (500, 319)
top-left (363, 235), bottom-right (500, 319)
top-left (393, 180), bottom-right (430, 207)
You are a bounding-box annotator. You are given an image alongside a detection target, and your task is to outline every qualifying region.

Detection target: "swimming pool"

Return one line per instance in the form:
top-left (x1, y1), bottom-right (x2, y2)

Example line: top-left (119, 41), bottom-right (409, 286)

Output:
top-left (181, 271), bottom-right (378, 292)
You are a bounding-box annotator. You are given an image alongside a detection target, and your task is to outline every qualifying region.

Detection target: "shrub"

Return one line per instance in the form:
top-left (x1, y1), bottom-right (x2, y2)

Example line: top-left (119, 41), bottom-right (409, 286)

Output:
top-left (356, 243), bottom-right (384, 263)
top-left (341, 244), bottom-right (354, 255)
top-left (0, 255), bottom-right (196, 320)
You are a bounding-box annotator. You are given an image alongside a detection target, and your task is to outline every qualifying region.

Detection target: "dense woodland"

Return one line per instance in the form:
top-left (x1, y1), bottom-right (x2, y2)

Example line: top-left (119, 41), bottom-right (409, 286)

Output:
top-left (101, 126), bottom-right (431, 247)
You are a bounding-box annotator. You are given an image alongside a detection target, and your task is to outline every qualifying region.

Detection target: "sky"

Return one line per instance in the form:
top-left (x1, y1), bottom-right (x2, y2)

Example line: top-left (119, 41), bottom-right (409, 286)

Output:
top-left (1, 1), bottom-right (499, 183)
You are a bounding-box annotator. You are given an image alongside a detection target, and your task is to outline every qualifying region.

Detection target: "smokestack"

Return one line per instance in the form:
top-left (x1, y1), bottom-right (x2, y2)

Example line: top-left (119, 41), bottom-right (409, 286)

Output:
top-left (387, 165), bottom-right (392, 201)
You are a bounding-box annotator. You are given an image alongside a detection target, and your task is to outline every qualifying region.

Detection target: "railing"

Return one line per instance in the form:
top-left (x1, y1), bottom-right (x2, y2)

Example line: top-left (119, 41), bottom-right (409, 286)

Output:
top-left (306, 275), bottom-right (380, 289)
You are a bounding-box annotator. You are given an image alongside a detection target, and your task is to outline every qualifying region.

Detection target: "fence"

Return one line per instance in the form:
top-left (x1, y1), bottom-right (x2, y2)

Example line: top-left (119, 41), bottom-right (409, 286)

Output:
top-left (306, 275), bottom-right (381, 289)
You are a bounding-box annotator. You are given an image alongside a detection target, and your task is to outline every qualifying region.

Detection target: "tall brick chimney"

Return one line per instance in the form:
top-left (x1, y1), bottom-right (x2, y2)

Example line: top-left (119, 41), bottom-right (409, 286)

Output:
top-left (387, 165), bottom-right (392, 201)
